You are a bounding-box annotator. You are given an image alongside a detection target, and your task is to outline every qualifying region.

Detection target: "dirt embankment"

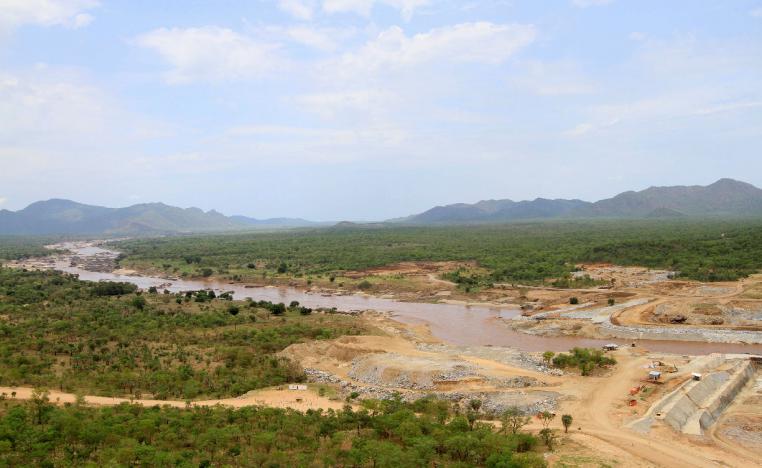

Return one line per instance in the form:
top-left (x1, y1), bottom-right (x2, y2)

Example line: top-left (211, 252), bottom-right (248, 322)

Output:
top-left (279, 317), bottom-right (564, 414)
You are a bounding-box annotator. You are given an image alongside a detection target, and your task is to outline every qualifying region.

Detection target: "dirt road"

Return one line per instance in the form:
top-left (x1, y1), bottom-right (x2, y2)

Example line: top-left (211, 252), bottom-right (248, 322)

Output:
top-left (558, 351), bottom-right (760, 467)
top-left (0, 386), bottom-right (348, 412)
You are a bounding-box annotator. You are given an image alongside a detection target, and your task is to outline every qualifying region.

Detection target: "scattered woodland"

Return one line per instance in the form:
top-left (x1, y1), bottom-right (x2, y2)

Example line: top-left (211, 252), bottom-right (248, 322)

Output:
top-left (114, 219), bottom-right (762, 285)
top-left (0, 268), bottom-right (549, 467)
top-left (0, 268), bottom-right (366, 400)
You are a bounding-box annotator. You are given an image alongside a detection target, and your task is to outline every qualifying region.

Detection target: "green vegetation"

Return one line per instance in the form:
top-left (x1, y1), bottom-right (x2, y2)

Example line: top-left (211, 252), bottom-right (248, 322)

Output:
top-left (0, 395), bottom-right (546, 467)
top-left (550, 348), bottom-right (617, 376)
top-left (0, 237), bottom-right (60, 261)
top-left (0, 269), bottom-right (552, 466)
top-left (114, 219), bottom-right (762, 286)
top-left (0, 268), bottom-right (366, 400)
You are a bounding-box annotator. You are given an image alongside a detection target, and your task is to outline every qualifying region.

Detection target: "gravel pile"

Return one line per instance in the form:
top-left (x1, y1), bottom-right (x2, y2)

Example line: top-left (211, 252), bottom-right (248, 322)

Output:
top-left (476, 390), bottom-right (560, 415)
top-left (599, 319), bottom-right (762, 344)
top-left (348, 353), bottom-right (478, 390)
top-left (416, 342), bottom-right (562, 376)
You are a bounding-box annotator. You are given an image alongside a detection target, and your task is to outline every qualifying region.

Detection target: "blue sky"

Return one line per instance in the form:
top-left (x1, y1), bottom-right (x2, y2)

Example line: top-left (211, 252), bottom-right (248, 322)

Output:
top-left (1, 0), bottom-right (761, 220)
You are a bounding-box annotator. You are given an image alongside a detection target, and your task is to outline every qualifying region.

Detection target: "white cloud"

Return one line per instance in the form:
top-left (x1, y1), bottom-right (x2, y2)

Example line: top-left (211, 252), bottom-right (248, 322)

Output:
top-left (0, 68), bottom-right (175, 189)
top-left (72, 12), bottom-right (93, 28)
top-left (331, 22), bottom-right (535, 76)
top-left (511, 60), bottom-right (593, 96)
top-left (322, 0), bottom-right (431, 20)
top-left (0, 197), bottom-right (7, 206)
top-left (693, 100), bottom-right (762, 116)
top-left (135, 27), bottom-right (282, 83)
top-left (296, 89), bottom-right (396, 117)
top-left (275, 25), bottom-right (354, 51)
top-left (563, 118), bottom-right (619, 137)
top-left (751, 7), bottom-right (762, 18)
top-left (277, 0), bottom-right (315, 20)
top-left (572, 0), bottom-right (613, 7)
top-left (0, 0), bottom-right (98, 32)
top-left (0, 70), bottom-right (108, 139)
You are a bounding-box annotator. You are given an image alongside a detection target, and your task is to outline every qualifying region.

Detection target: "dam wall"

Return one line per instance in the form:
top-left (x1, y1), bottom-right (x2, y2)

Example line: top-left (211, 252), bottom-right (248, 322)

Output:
top-left (628, 355), bottom-right (759, 435)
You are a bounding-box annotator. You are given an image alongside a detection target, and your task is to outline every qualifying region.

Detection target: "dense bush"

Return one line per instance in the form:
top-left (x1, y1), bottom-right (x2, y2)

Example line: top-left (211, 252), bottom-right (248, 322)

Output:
top-left (0, 396), bottom-right (545, 467)
top-left (551, 348), bottom-right (616, 376)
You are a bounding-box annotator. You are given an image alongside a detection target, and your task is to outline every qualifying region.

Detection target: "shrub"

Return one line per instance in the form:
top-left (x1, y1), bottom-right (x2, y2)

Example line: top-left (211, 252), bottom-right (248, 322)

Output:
top-left (551, 347), bottom-right (616, 375)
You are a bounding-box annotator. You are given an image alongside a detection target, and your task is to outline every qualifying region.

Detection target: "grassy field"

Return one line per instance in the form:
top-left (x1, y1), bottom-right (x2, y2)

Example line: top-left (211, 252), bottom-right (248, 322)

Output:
top-left (114, 219), bottom-right (762, 285)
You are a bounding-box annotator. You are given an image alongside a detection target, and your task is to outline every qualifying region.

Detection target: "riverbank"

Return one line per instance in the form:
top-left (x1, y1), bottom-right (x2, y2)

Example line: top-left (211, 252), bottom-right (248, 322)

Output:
top-left (5, 240), bottom-right (762, 353)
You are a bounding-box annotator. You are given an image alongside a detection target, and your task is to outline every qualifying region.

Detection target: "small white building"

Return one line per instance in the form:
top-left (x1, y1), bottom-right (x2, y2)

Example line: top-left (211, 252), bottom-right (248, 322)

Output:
top-left (288, 384), bottom-right (308, 391)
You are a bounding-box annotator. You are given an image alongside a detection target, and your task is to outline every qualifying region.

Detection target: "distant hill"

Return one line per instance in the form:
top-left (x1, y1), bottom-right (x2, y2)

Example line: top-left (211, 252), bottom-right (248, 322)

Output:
top-left (399, 179), bottom-right (762, 224)
top-left (0, 199), bottom-right (318, 235)
top-left (230, 215), bottom-right (326, 229)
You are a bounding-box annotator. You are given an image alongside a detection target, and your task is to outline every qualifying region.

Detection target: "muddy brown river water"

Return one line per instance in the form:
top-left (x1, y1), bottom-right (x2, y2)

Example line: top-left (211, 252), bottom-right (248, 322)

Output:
top-left (50, 243), bottom-right (762, 355)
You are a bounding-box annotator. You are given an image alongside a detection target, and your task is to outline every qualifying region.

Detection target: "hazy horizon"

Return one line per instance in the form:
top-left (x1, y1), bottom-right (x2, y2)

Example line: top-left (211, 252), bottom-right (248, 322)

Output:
top-left (2, 1), bottom-right (761, 220)
top-left (1, 177), bottom-right (756, 223)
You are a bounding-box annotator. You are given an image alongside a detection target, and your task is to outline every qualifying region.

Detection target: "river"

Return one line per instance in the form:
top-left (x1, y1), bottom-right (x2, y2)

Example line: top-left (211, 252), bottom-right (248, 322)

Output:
top-left (49, 243), bottom-right (762, 355)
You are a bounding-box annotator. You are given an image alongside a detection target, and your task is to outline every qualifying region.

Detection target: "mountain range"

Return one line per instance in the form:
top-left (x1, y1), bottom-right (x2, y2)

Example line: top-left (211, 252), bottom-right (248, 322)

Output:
top-left (0, 199), bottom-right (321, 235)
top-left (397, 178), bottom-right (762, 224)
top-left (2, 179), bottom-right (761, 235)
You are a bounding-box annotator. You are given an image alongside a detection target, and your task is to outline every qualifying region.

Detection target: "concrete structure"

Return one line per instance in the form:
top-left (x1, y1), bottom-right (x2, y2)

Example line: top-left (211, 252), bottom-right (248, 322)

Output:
top-left (629, 355), bottom-right (760, 436)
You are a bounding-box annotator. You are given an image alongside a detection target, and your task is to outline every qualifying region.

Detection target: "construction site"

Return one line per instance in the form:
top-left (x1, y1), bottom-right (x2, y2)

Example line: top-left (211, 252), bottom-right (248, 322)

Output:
top-left (281, 313), bottom-right (762, 467)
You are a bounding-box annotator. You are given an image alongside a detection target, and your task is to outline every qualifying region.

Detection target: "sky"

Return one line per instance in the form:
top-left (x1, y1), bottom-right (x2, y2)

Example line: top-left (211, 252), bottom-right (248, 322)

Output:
top-left (1, 0), bottom-right (761, 221)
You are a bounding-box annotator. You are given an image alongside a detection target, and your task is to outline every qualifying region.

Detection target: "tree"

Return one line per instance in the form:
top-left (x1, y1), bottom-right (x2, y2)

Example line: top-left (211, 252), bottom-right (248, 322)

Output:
top-left (468, 399), bottom-right (482, 413)
top-left (131, 295), bottom-right (147, 311)
top-left (500, 407), bottom-right (530, 434)
top-left (608, 298), bottom-right (615, 306)
top-left (569, 297), bottom-right (579, 305)
top-left (542, 351), bottom-right (555, 365)
top-left (271, 303), bottom-right (286, 316)
top-left (539, 428), bottom-right (557, 450)
top-left (289, 301), bottom-right (300, 309)
top-left (561, 414), bottom-right (573, 433)
top-left (228, 305), bottom-right (240, 330)
top-left (538, 411), bottom-right (555, 429)
top-left (31, 388), bottom-right (51, 425)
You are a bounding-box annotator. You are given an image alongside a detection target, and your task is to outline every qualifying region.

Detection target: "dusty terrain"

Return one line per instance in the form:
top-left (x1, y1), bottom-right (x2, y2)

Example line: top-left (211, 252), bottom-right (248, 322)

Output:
top-left (280, 315), bottom-right (563, 412)
top-left (276, 313), bottom-right (762, 467)
top-left (0, 384), bottom-right (348, 412)
top-left (505, 266), bottom-right (762, 344)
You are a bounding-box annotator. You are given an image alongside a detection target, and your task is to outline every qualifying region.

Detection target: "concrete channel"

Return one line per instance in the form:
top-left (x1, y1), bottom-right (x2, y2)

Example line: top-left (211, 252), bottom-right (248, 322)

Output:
top-left (629, 354), bottom-right (761, 435)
